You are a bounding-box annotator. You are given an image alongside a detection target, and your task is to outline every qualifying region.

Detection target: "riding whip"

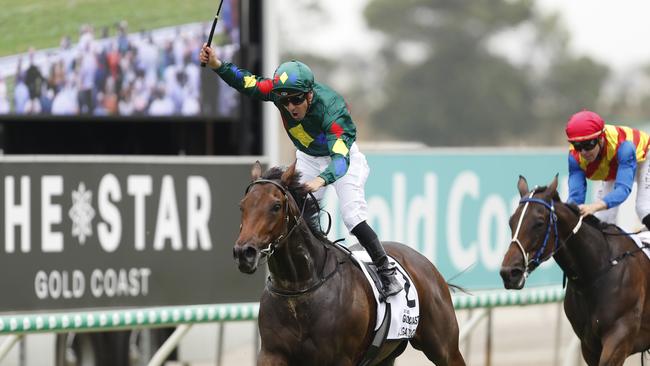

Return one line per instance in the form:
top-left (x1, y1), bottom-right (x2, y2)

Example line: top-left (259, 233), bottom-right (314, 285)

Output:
top-left (200, 0), bottom-right (226, 68)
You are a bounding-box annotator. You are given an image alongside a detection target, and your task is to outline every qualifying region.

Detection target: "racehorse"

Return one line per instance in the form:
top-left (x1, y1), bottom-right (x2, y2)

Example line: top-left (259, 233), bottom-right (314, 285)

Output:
top-left (233, 162), bottom-right (466, 366)
top-left (500, 175), bottom-right (650, 366)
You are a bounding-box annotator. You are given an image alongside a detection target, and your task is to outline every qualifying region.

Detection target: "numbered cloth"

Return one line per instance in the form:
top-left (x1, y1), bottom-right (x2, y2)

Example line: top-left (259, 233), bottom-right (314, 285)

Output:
top-left (350, 250), bottom-right (420, 339)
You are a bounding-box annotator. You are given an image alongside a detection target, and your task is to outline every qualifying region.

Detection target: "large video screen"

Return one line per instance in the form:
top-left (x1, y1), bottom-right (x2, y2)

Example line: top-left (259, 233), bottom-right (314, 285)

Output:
top-left (0, 0), bottom-right (241, 119)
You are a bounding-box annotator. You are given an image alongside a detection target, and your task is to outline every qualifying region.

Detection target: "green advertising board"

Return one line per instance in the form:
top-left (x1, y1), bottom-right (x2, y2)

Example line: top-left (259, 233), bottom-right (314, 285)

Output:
top-left (324, 148), bottom-right (577, 290)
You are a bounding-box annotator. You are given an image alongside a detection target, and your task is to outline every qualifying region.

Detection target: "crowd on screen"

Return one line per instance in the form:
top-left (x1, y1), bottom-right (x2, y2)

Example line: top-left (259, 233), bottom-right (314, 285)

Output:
top-left (0, 20), bottom-right (240, 117)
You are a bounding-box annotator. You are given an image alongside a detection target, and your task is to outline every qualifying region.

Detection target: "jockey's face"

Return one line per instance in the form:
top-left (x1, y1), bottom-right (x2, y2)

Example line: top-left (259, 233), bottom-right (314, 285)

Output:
top-left (577, 137), bottom-right (602, 163)
top-left (281, 91), bottom-right (312, 120)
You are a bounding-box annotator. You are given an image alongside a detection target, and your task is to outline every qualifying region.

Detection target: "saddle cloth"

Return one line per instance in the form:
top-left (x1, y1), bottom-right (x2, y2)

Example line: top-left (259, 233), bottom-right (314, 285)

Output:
top-left (349, 249), bottom-right (420, 340)
top-left (629, 230), bottom-right (650, 260)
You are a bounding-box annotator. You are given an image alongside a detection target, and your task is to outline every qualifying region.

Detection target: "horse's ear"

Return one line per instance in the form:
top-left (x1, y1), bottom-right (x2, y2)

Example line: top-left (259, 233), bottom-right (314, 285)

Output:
top-left (546, 174), bottom-right (559, 196)
top-left (281, 160), bottom-right (297, 187)
top-left (251, 161), bottom-right (262, 181)
top-left (517, 175), bottom-right (529, 197)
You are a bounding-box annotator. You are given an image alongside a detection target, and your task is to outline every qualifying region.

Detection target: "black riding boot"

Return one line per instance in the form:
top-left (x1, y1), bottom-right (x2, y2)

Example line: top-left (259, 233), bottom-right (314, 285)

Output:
top-left (352, 221), bottom-right (403, 299)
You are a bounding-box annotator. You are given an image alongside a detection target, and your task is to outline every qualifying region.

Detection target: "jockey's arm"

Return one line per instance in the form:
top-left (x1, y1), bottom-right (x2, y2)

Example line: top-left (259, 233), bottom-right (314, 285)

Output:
top-left (318, 112), bottom-right (354, 185)
top-left (567, 154), bottom-right (587, 205)
top-left (213, 61), bottom-right (275, 102)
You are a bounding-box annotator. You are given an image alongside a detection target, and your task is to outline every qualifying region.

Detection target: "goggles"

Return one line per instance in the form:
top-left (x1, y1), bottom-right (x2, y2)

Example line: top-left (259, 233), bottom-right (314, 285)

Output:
top-left (279, 93), bottom-right (306, 106)
top-left (571, 138), bottom-right (599, 152)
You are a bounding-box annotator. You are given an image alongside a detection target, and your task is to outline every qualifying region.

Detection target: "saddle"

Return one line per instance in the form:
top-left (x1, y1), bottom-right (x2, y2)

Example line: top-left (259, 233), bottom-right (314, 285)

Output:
top-left (333, 242), bottom-right (419, 364)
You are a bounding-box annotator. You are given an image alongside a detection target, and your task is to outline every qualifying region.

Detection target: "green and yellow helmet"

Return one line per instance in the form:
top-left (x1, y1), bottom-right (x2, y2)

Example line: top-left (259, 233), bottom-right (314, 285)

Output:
top-left (272, 60), bottom-right (314, 96)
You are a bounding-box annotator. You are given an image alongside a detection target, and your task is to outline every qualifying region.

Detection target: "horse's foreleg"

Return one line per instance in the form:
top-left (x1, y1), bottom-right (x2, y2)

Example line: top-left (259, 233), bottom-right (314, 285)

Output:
top-left (598, 324), bottom-right (636, 366)
top-left (257, 351), bottom-right (288, 366)
top-left (448, 349), bottom-right (467, 366)
top-left (599, 341), bottom-right (632, 366)
top-left (580, 340), bottom-right (601, 366)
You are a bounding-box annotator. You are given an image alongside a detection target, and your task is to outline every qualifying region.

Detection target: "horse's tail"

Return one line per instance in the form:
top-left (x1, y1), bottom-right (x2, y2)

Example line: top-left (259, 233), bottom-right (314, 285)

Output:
top-left (447, 282), bottom-right (471, 295)
top-left (444, 263), bottom-right (474, 295)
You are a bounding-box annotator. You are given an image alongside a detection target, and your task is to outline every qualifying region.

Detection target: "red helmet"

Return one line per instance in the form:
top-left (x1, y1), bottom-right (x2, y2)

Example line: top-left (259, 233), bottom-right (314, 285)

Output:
top-left (565, 110), bottom-right (605, 142)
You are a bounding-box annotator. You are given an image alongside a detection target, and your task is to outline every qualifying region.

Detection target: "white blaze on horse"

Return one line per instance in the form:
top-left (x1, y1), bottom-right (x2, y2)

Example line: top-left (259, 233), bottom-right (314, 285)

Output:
top-left (501, 175), bottom-right (650, 366)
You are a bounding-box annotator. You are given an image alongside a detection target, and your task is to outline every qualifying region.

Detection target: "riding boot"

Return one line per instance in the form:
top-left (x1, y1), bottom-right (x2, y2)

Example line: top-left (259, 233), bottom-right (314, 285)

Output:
top-left (643, 214), bottom-right (650, 230)
top-left (352, 222), bottom-right (403, 299)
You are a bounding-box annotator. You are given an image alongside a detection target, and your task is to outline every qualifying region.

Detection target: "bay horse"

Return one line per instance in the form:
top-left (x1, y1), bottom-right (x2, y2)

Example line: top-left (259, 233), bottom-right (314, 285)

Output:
top-left (500, 175), bottom-right (650, 365)
top-left (233, 162), bottom-right (465, 366)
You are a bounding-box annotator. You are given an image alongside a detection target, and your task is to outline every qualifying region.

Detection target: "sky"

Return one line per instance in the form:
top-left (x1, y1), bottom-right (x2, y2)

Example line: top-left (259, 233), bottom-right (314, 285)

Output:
top-left (278, 0), bottom-right (650, 73)
top-left (276, 0), bottom-right (383, 57)
top-left (537, 0), bottom-right (650, 71)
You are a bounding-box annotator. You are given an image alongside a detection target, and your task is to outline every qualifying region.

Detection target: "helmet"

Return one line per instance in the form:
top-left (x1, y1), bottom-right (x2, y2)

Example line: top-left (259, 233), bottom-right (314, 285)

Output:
top-left (565, 110), bottom-right (605, 141)
top-left (271, 60), bottom-right (314, 96)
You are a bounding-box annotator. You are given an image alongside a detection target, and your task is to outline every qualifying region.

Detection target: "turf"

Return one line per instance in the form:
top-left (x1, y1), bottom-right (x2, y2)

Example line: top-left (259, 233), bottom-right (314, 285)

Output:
top-left (0, 0), bottom-right (218, 56)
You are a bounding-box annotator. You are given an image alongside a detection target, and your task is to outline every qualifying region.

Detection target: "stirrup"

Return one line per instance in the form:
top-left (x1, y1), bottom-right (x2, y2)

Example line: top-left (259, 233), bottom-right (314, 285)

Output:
top-left (379, 272), bottom-right (403, 300)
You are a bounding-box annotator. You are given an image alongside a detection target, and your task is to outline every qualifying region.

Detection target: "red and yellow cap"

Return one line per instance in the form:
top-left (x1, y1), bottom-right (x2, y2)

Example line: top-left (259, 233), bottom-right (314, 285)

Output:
top-left (565, 110), bottom-right (605, 142)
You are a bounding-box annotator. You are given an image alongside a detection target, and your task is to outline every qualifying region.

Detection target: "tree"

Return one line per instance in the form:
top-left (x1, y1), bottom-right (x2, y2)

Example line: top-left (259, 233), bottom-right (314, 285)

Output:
top-left (364, 0), bottom-right (609, 146)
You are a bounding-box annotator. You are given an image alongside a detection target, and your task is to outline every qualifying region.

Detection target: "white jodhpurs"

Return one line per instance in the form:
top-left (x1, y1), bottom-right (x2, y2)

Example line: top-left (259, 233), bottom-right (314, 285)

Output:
top-left (594, 158), bottom-right (650, 223)
top-left (296, 143), bottom-right (369, 232)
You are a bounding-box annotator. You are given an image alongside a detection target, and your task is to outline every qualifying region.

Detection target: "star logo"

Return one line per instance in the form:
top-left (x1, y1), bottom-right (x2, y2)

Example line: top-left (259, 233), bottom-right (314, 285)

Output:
top-left (68, 182), bottom-right (96, 245)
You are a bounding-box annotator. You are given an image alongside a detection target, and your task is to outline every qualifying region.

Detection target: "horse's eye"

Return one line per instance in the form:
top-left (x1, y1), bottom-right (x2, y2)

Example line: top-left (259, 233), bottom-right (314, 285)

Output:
top-left (533, 220), bottom-right (545, 229)
top-left (271, 203), bottom-right (282, 212)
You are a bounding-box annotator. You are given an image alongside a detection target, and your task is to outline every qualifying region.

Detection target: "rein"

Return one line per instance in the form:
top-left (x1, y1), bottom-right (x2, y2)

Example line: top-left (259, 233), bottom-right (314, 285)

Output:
top-left (576, 231), bottom-right (650, 288)
top-left (245, 179), bottom-right (307, 259)
top-left (510, 191), bottom-right (582, 278)
top-left (245, 178), bottom-right (343, 297)
top-left (512, 191), bottom-right (649, 287)
top-left (265, 245), bottom-right (342, 297)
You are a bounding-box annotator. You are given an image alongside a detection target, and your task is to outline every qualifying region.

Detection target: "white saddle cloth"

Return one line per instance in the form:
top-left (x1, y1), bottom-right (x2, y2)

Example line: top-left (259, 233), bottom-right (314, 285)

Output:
top-left (350, 250), bottom-right (420, 340)
top-left (629, 230), bottom-right (650, 260)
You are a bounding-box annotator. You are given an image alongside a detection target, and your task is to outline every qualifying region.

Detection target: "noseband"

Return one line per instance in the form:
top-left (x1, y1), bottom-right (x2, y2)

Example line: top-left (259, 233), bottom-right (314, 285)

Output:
top-left (510, 191), bottom-right (583, 277)
top-left (244, 179), bottom-right (307, 258)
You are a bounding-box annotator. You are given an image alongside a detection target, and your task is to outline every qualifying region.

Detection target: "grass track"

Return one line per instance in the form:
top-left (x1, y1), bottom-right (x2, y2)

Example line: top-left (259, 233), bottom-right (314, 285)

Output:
top-left (0, 0), bottom-right (217, 56)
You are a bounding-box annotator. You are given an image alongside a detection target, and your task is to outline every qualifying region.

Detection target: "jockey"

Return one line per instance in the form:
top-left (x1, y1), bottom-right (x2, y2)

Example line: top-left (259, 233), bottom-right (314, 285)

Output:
top-left (199, 45), bottom-right (403, 299)
top-left (566, 110), bottom-right (650, 227)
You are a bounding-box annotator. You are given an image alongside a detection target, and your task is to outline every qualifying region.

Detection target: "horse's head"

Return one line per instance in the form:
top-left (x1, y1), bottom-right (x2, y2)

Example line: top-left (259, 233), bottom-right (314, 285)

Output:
top-left (233, 161), bottom-right (301, 274)
top-left (500, 175), bottom-right (560, 289)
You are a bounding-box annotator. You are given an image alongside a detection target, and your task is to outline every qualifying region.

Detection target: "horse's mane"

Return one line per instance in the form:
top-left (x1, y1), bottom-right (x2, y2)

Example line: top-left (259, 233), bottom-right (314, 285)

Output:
top-left (564, 202), bottom-right (622, 232)
top-left (530, 186), bottom-right (618, 232)
top-left (261, 167), bottom-right (331, 242)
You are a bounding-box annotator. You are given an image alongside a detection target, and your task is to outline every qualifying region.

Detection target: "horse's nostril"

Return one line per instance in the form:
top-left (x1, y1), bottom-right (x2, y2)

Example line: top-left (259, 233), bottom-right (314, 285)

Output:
top-left (500, 266), bottom-right (523, 283)
top-left (244, 246), bottom-right (257, 259)
top-left (510, 268), bottom-right (524, 279)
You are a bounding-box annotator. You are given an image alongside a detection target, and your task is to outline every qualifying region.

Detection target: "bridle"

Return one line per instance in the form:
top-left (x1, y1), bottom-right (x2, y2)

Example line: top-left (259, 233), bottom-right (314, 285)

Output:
top-left (244, 179), bottom-right (307, 259)
top-left (510, 190), bottom-right (583, 278)
top-left (244, 178), bottom-right (342, 297)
